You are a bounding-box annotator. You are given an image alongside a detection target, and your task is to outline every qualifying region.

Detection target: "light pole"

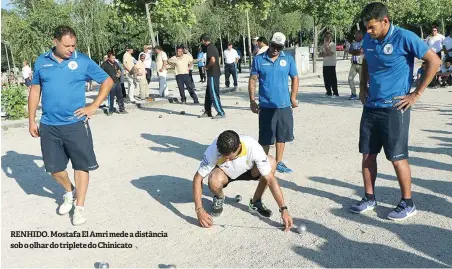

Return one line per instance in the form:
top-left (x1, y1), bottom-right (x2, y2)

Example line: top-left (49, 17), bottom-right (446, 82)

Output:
top-left (145, 1), bottom-right (158, 46)
top-left (246, 9), bottom-right (252, 65)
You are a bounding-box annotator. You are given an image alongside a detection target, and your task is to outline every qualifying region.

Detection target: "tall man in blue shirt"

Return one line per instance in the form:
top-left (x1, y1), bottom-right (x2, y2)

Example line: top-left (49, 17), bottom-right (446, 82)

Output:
top-left (28, 26), bottom-right (113, 226)
top-left (248, 32), bottom-right (299, 173)
top-left (350, 3), bottom-right (441, 220)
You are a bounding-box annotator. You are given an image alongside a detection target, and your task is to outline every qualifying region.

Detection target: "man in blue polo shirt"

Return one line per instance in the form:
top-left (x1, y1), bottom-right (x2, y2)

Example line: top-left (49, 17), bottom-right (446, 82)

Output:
top-left (28, 26), bottom-right (113, 226)
top-left (248, 32), bottom-right (299, 173)
top-left (350, 3), bottom-right (441, 220)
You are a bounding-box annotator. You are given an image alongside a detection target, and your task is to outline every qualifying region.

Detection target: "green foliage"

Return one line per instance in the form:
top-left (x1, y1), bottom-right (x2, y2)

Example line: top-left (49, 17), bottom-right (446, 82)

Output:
top-left (1, 84), bottom-right (28, 120)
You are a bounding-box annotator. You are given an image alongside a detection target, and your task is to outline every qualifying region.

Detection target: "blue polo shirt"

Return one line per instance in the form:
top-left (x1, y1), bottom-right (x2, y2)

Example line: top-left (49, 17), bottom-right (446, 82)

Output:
top-left (32, 49), bottom-right (109, 125)
top-left (362, 24), bottom-right (429, 108)
top-left (251, 51), bottom-right (298, 108)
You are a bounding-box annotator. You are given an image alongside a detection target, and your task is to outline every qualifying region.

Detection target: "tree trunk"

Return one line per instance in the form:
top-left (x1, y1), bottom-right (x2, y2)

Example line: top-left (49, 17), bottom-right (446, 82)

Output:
top-left (312, 19), bottom-right (318, 74)
top-left (420, 25), bottom-right (424, 39)
top-left (242, 33), bottom-right (247, 65)
top-left (441, 18), bottom-right (445, 36)
top-left (246, 9), bottom-right (252, 65)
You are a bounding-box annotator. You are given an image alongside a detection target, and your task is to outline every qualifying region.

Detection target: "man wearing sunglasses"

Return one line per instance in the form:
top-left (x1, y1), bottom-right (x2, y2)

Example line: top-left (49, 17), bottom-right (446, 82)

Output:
top-left (192, 130), bottom-right (293, 232)
top-left (248, 32), bottom-right (299, 174)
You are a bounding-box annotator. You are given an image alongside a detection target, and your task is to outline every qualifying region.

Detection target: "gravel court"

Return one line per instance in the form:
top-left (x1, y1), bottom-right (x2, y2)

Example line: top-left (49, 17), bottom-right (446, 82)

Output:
top-left (1, 71), bottom-right (451, 268)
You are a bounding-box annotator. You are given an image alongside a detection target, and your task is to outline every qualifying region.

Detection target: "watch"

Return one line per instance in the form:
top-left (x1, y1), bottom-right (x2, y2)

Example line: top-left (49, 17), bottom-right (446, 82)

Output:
top-left (279, 206), bottom-right (288, 213)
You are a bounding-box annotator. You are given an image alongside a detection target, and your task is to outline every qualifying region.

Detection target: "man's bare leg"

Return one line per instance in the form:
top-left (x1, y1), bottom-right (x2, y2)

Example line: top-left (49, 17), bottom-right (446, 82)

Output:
top-left (362, 154), bottom-right (378, 195)
top-left (74, 170), bottom-right (89, 207)
top-left (252, 155), bottom-right (276, 203)
top-left (275, 142), bottom-right (285, 163)
top-left (51, 170), bottom-right (73, 192)
top-left (208, 168), bottom-right (228, 216)
top-left (392, 159), bottom-right (412, 199)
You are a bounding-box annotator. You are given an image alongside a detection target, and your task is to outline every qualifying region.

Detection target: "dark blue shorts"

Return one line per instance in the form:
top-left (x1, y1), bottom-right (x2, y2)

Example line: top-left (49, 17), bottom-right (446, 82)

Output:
top-left (259, 107), bottom-right (294, 145)
top-left (359, 107), bottom-right (410, 161)
top-left (40, 121), bottom-right (98, 173)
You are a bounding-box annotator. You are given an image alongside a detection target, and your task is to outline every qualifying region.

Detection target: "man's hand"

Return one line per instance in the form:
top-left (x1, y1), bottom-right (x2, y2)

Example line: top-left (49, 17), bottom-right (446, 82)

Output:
top-left (359, 86), bottom-right (368, 105)
top-left (196, 208), bottom-right (213, 228)
top-left (159, 69), bottom-right (163, 73)
top-left (291, 98), bottom-right (298, 108)
top-left (250, 101), bottom-right (259, 114)
top-left (281, 211), bottom-right (293, 232)
top-left (29, 121), bottom-right (39, 138)
top-left (394, 92), bottom-right (421, 111)
top-left (74, 104), bottom-right (98, 121)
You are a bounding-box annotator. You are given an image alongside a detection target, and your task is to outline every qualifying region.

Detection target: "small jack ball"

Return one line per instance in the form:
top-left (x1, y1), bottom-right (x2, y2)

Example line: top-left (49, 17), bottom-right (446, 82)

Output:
top-left (235, 195), bottom-right (242, 202)
top-left (99, 263), bottom-right (109, 268)
top-left (159, 115), bottom-right (163, 118)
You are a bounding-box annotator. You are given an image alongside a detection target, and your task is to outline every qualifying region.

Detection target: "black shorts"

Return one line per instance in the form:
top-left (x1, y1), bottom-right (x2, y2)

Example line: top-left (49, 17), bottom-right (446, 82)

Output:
top-left (359, 106), bottom-right (410, 161)
top-left (40, 121), bottom-right (98, 173)
top-left (25, 78), bottom-right (31, 87)
top-left (223, 169), bottom-right (261, 188)
top-left (259, 107), bottom-right (294, 145)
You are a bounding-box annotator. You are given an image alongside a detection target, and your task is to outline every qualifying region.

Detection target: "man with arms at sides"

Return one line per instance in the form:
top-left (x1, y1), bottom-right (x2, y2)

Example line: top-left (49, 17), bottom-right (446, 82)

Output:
top-left (101, 51), bottom-right (127, 114)
top-left (248, 32), bottom-right (299, 174)
top-left (350, 2), bottom-right (441, 220)
top-left (28, 26), bottom-right (113, 225)
top-left (192, 130), bottom-right (293, 231)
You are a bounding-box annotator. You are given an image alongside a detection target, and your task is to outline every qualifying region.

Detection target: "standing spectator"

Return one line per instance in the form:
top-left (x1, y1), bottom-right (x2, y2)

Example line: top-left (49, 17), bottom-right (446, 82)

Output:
top-left (348, 30), bottom-right (364, 100)
top-left (256, 37), bottom-right (269, 55)
top-left (236, 48), bottom-right (242, 73)
top-left (22, 60), bottom-right (32, 90)
top-left (167, 46), bottom-right (199, 104)
top-left (155, 45), bottom-right (168, 97)
top-left (135, 53), bottom-right (149, 101)
top-left (443, 28), bottom-right (452, 60)
top-left (426, 26), bottom-right (445, 59)
top-left (350, 3), bottom-right (440, 220)
top-left (252, 37), bottom-right (259, 56)
top-left (28, 25), bottom-right (113, 226)
top-left (343, 39), bottom-right (351, 59)
top-left (101, 52), bottom-right (127, 114)
top-left (199, 33), bottom-right (225, 119)
top-left (319, 32), bottom-right (338, 97)
top-left (310, 43), bottom-right (314, 59)
top-left (197, 47), bottom-right (206, 83)
top-left (248, 32), bottom-right (299, 173)
top-left (115, 58), bottom-right (127, 98)
top-left (123, 46), bottom-right (137, 103)
top-left (223, 43), bottom-right (239, 88)
top-left (143, 45), bottom-right (153, 84)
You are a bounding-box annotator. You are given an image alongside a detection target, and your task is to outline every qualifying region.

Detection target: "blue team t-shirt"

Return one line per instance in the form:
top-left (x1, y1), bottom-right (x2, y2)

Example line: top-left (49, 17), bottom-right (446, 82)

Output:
top-left (250, 51), bottom-right (298, 108)
top-left (32, 49), bottom-right (109, 125)
top-left (362, 24), bottom-right (429, 108)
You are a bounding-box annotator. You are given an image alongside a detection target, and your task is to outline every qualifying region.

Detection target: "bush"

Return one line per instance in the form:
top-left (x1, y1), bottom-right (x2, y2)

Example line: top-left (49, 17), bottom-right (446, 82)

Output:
top-left (1, 84), bottom-right (28, 120)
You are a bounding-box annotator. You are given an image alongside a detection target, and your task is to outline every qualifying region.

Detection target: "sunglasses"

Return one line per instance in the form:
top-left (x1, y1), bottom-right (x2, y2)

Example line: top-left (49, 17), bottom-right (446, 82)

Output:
top-left (270, 44), bottom-right (284, 51)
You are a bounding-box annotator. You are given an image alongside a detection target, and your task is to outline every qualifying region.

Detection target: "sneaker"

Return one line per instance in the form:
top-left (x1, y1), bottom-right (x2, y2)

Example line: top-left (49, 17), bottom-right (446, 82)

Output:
top-left (387, 200), bottom-right (417, 221)
top-left (276, 162), bottom-right (293, 173)
top-left (332, 94), bottom-right (339, 98)
top-left (119, 110), bottom-right (129, 114)
top-left (198, 112), bottom-right (212, 118)
top-left (194, 100), bottom-right (200, 104)
top-left (348, 94), bottom-right (358, 100)
top-left (248, 199), bottom-right (272, 218)
top-left (58, 192), bottom-right (74, 215)
top-left (324, 93), bottom-right (332, 98)
top-left (349, 197), bottom-right (377, 214)
top-left (72, 207), bottom-right (87, 225)
top-left (212, 195), bottom-right (224, 217)
top-left (211, 114), bottom-right (226, 119)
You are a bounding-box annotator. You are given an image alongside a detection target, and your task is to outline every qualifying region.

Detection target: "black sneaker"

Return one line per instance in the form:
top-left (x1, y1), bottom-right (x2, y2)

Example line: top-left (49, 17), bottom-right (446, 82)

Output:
top-left (211, 114), bottom-right (226, 119)
top-left (248, 199), bottom-right (272, 218)
top-left (212, 195), bottom-right (224, 217)
top-left (119, 110), bottom-right (128, 114)
top-left (198, 112), bottom-right (212, 118)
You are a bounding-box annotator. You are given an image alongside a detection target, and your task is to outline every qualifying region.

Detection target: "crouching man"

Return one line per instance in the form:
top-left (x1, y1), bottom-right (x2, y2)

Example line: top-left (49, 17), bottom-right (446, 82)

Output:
top-left (192, 130), bottom-right (293, 231)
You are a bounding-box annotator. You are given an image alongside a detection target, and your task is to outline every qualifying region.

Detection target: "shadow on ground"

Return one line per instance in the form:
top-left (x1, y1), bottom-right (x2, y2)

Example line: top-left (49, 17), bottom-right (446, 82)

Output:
top-left (141, 133), bottom-right (208, 161)
top-left (1, 151), bottom-right (62, 203)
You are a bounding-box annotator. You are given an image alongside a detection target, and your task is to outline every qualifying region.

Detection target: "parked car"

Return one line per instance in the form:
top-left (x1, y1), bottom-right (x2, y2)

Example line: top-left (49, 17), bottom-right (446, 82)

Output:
top-left (336, 44), bottom-right (344, 51)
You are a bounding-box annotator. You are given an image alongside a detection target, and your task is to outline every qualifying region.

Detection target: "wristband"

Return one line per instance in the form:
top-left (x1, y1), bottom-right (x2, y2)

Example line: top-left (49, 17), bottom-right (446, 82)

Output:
top-left (279, 206), bottom-right (288, 213)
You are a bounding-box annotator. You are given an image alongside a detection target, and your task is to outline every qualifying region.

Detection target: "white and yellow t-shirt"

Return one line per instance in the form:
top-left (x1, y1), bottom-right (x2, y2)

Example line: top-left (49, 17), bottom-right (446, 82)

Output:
top-left (198, 135), bottom-right (271, 179)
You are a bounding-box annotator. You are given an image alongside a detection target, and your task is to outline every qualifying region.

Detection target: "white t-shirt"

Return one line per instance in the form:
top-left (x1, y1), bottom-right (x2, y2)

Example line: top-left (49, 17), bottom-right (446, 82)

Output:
top-left (443, 36), bottom-right (452, 57)
top-left (197, 135), bottom-right (272, 179)
top-left (144, 50), bottom-right (153, 69)
top-left (22, 65), bottom-right (31, 80)
top-left (322, 42), bottom-right (336, 66)
top-left (156, 51), bottom-right (168, 76)
top-left (256, 46), bottom-right (269, 55)
top-left (223, 49), bottom-right (239, 64)
top-left (440, 65), bottom-right (452, 73)
top-left (426, 34), bottom-right (445, 53)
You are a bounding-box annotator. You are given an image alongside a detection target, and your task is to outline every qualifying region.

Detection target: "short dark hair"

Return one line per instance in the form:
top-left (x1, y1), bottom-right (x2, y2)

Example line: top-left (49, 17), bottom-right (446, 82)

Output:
top-left (361, 2), bottom-right (390, 23)
top-left (107, 51), bottom-right (115, 57)
top-left (257, 37), bottom-right (267, 45)
top-left (324, 31), bottom-right (332, 37)
top-left (53, 25), bottom-right (76, 41)
top-left (217, 130), bottom-right (240, 156)
top-left (200, 33), bottom-right (211, 42)
top-left (176, 45), bottom-right (184, 51)
top-left (154, 45), bottom-right (162, 50)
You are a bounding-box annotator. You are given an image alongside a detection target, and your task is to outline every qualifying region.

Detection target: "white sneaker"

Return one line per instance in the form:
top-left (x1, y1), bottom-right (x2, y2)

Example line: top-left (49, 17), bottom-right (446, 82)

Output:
top-left (73, 207), bottom-right (87, 225)
top-left (58, 192), bottom-right (74, 215)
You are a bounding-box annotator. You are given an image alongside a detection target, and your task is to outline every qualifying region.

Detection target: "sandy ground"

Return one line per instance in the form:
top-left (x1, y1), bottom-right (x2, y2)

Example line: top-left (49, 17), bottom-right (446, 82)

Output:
top-left (1, 61), bottom-right (451, 268)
